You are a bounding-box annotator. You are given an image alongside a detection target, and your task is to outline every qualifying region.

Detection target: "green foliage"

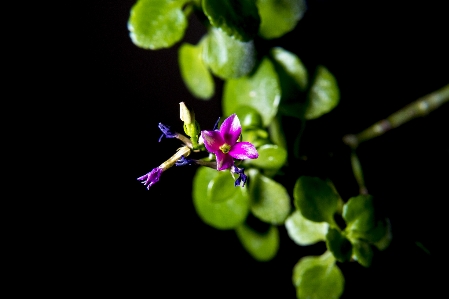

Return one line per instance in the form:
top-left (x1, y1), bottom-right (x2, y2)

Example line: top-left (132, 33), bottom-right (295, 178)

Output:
top-left (248, 169), bottom-right (291, 225)
top-left (236, 223), bottom-right (279, 261)
top-left (202, 0), bottom-right (261, 41)
top-left (129, 1), bottom-right (392, 297)
top-left (223, 57), bottom-right (281, 126)
top-left (293, 176), bottom-right (340, 224)
top-left (257, 0), bottom-right (307, 39)
top-left (285, 210), bottom-right (328, 246)
top-left (178, 41), bottom-right (214, 99)
top-left (128, 0), bottom-right (189, 49)
top-left (193, 167), bottom-right (250, 229)
top-left (305, 66), bottom-right (340, 119)
top-left (202, 27), bottom-right (257, 79)
top-left (292, 251), bottom-right (345, 299)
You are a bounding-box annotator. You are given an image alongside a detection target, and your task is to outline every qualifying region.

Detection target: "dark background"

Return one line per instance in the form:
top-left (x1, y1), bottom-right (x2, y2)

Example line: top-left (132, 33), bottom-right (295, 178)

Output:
top-left (61, 0), bottom-right (448, 297)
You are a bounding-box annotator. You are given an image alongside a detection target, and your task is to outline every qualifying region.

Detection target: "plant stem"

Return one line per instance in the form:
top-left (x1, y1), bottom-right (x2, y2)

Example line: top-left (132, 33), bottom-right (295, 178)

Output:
top-left (350, 151), bottom-right (368, 195)
top-left (343, 84), bottom-right (449, 149)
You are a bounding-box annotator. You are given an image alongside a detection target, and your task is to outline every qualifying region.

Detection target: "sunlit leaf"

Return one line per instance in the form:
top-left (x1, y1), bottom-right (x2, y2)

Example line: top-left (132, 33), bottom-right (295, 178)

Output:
top-left (193, 167), bottom-right (250, 229)
top-left (207, 169), bottom-right (239, 202)
top-left (236, 223), bottom-right (279, 261)
top-left (293, 176), bottom-right (339, 224)
top-left (248, 170), bottom-right (291, 224)
top-left (257, 0), bottom-right (307, 39)
top-left (305, 65), bottom-right (340, 119)
top-left (248, 144), bottom-right (287, 170)
top-left (128, 0), bottom-right (189, 49)
top-left (325, 228), bottom-right (352, 262)
top-left (285, 210), bottom-right (328, 246)
top-left (202, 28), bottom-right (256, 79)
top-left (352, 239), bottom-right (374, 267)
top-left (178, 41), bottom-right (214, 99)
top-left (223, 57), bottom-right (281, 126)
top-left (292, 251), bottom-right (344, 299)
top-left (202, 0), bottom-right (260, 41)
top-left (234, 106), bottom-right (264, 130)
top-left (271, 47), bottom-right (308, 92)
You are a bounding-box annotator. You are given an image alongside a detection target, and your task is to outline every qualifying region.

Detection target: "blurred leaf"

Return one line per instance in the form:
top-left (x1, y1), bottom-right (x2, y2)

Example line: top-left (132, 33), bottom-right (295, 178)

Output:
top-left (352, 239), bottom-right (374, 267)
top-left (208, 169), bottom-right (239, 202)
top-left (234, 106), bottom-right (264, 130)
top-left (271, 47), bottom-right (308, 93)
top-left (249, 169), bottom-right (291, 225)
top-left (257, 0), bottom-right (307, 39)
top-left (128, 0), bottom-right (189, 49)
top-left (325, 228), bottom-right (352, 262)
top-left (223, 57), bottom-right (281, 126)
top-left (305, 65), bottom-right (340, 119)
top-left (202, 28), bottom-right (256, 79)
top-left (292, 251), bottom-right (344, 299)
top-left (178, 41), bottom-right (214, 99)
top-left (342, 194), bottom-right (375, 233)
top-left (248, 144), bottom-right (287, 170)
top-left (236, 223), bottom-right (279, 261)
top-left (373, 219), bottom-right (392, 251)
top-left (202, 0), bottom-right (260, 41)
top-left (293, 176), bottom-right (339, 224)
top-left (193, 167), bottom-right (250, 229)
top-left (285, 210), bottom-right (328, 246)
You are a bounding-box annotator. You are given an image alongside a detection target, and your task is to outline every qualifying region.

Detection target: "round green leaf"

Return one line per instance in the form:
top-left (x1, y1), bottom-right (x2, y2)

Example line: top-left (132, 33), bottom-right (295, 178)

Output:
top-left (223, 57), bottom-right (281, 126)
top-left (248, 144), bottom-right (287, 170)
top-left (352, 239), bottom-right (374, 268)
top-left (236, 223), bottom-right (279, 261)
top-left (293, 176), bottom-right (339, 224)
top-left (128, 0), bottom-right (189, 49)
top-left (292, 251), bottom-right (344, 299)
top-left (202, 28), bottom-right (256, 79)
top-left (178, 42), bottom-right (214, 100)
top-left (193, 167), bottom-right (250, 230)
top-left (207, 169), bottom-right (239, 202)
top-left (285, 210), bottom-right (328, 246)
top-left (305, 65), bottom-right (340, 119)
top-left (257, 0), bottom-right (307, 39)
top-left (202, 0), bottom-right (260, 41)
top-left (325, 228), bottom-right (352, 262)
top-left (249, 170), bottom-right (291, 225)
top-left (342, 194), bottom-right (375, 233)
top-left (234, 106), bottom-right (264, 130)
top-left (270, 47), bottom-right (308, 92)
top-left (373, 219), bottom-right (392, 251)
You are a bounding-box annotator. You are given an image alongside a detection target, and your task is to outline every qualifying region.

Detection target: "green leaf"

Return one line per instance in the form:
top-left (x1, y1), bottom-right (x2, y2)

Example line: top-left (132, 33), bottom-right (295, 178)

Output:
top-left (202, 0), bottom-right (260, 41)
top-left (236, 223), bottom-right (279, 261)
top-left (293, 176), bottom-right (339, 224)
top-left (305, 65), bottom-right (340, 119)
top-left (373, 219), bottom-right (392, 251)
top-left (270, 47), bottom-right (308, 92)
top-left (178, 41), bottom-right (215, 99)
top-left (285, 210), bottom-right (328, 246)
top-left (292, 251), bottom-right (344, 299)
top-left (128, 0), bottom-right (189, 49)
top-left (234, 106), bottom-right (264, 130)
top-left (223, 57), bottom-right (281, 127)
top-left (248, 144), bottom-right (287, 170)
top-left (208, 169), bottom-right (239, 203)
top-left (248, 170), bottom-right (291, 225)
top-left (193, 167), bottom-right (250, 229)
top-left (342, 194), bottom-right (375, 233)
top-left (257, 0), bottom-right (307, 39)
top-left (202, 28), bottom-right (256, 79)
top-left (325, 228), bottom-right (352, 262)
top-left (352, 239), bottom-right (374, 267)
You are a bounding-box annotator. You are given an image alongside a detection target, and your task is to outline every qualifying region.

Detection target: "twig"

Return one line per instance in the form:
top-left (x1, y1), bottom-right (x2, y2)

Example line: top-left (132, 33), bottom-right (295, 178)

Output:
top-left (343, 84), bottom-right (449, 149)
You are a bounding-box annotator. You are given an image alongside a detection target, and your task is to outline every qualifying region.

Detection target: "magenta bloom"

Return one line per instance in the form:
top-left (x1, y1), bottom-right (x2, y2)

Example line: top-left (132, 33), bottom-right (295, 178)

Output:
top-left (137, 167), bottom-right (163, 189)
top-left (201, 114), bottom-right (258, 170)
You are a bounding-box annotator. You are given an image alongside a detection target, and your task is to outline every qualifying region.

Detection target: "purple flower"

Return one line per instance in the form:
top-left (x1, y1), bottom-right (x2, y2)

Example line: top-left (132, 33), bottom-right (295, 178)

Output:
top-left (201, 114), bottom-right (258, 171)
top-left (137, 167), bottom-right (163, 189)
top-left (231, 166), bottom-right (248, 187)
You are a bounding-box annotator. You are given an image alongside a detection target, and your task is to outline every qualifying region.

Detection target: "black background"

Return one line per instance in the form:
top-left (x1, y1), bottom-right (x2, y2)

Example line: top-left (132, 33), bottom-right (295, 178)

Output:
top-left (54, 0), bottom-right (448, 297)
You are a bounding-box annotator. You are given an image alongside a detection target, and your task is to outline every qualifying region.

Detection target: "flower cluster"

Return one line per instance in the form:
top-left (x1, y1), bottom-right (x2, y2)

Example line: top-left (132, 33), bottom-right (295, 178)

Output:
top-left (137, 103), bottom-right (259, 189)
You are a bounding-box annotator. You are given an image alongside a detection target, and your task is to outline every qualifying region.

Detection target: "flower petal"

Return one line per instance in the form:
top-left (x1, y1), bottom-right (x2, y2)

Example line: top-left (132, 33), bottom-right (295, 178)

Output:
top-left (219, 114), bottom-right (241, 145)
top-left (215, 151), bottom-right (235, 170)
top-left (201, 130), bottom-right (224, 153)
top-left (229, 142), bottom-right (259, 160)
